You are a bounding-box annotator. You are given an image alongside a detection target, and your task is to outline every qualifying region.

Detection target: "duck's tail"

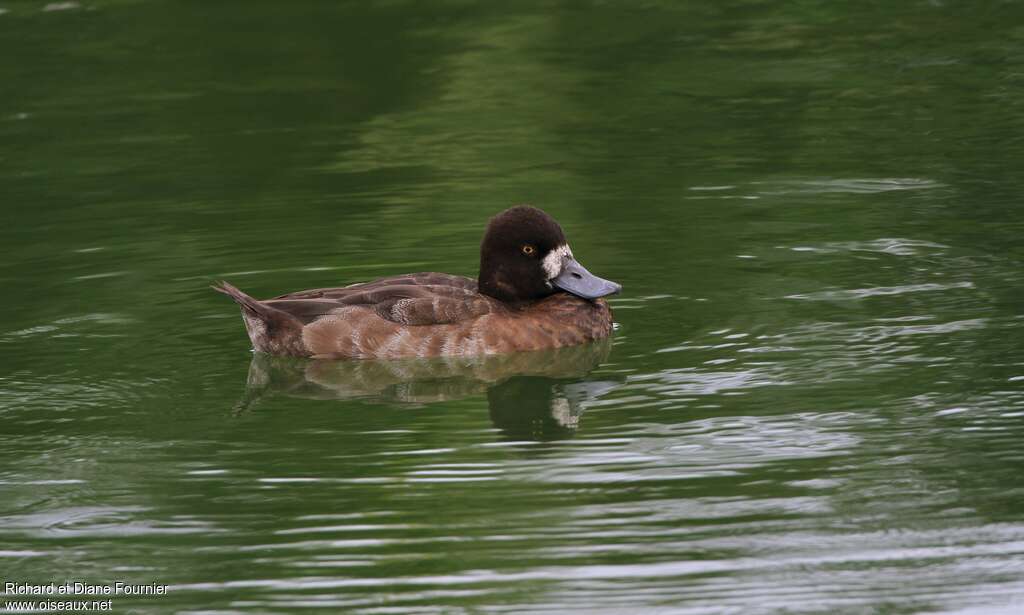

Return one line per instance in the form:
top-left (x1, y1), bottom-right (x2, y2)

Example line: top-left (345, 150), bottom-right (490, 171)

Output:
top-left (212, 281), bottom-right (266, 317)
top-left (212, 281), bottom-right (305, 355)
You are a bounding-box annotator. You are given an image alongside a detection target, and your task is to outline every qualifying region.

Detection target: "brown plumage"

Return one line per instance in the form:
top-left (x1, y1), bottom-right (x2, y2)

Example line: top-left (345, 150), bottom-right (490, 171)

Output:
top-left (214, 206), bottom-right (620, 360)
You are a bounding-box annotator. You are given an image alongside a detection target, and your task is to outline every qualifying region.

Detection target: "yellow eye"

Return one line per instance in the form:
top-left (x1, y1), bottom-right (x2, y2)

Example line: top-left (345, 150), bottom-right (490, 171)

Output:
top-left (521, 244), bottom-right (536, 256)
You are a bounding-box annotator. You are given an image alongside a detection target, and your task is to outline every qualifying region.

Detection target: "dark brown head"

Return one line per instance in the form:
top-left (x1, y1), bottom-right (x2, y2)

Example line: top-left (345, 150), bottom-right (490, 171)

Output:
top-left (478, 205), bottom-right (621, 304)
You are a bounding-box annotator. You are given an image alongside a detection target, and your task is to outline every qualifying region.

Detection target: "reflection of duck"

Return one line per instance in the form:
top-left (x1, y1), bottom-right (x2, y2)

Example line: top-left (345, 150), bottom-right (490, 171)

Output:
top-left (214, 206), bottom-right (621, 359)
top-left (487, 377), bottom-right (620, 441)
top-left (237, 339), bottom-right (619, 440)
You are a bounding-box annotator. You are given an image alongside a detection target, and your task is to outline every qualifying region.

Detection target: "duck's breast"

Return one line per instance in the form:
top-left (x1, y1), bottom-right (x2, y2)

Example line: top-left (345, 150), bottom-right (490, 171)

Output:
top-left (499, 294), bottom-right (614, 352)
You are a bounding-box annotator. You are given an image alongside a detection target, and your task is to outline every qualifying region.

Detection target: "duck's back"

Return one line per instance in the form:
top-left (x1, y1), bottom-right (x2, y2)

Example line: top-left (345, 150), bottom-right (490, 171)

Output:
top-left (215, 272), bottom-right (613, 360)
top-left (269, 272), bottom-right (489, 325)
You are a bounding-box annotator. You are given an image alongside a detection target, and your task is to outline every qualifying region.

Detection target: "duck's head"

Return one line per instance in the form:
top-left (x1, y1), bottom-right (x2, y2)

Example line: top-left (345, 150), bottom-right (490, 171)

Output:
top-left (478, 205), bottom-right (621, 304)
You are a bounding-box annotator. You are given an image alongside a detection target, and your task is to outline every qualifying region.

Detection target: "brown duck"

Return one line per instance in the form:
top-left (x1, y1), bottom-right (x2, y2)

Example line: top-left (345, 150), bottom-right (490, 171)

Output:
top-left (214, 206), bottom-right (621, 359)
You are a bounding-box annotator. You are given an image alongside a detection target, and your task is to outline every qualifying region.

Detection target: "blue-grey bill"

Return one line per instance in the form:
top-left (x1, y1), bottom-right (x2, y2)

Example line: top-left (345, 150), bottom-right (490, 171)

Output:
top-left (552, 258), bottom-right (622, 300)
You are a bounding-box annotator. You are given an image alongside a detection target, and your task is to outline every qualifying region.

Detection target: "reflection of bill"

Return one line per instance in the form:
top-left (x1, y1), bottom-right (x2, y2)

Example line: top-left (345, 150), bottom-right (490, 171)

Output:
top-left (487, 376), bottom-right (620, 441)
top-left (235, 338), bottom-right (620, 441)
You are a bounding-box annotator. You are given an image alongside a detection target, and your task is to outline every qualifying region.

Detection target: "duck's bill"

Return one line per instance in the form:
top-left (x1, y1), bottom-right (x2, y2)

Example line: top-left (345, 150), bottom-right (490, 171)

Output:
top-left (552, 258), bottom-right (622, 300)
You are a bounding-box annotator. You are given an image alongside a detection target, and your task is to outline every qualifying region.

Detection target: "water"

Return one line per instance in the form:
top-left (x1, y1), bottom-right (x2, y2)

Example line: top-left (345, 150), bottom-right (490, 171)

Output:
top-left (2, 1), bottom-right (1024, 613)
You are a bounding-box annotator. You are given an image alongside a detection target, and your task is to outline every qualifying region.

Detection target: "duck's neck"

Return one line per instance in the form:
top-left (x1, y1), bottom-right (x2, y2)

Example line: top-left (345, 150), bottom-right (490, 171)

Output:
top-left (478, 269), bottom-right (516, 303)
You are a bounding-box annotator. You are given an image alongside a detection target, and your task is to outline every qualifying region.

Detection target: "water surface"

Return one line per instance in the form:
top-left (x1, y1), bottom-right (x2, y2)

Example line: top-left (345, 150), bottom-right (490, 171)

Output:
top-left (2, 1), bottom-right (1024, 613)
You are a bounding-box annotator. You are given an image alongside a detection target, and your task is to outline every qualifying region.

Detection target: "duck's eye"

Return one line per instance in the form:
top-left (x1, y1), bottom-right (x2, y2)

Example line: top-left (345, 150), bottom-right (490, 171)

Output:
top-left (521, 244), bottom-right (536, 256)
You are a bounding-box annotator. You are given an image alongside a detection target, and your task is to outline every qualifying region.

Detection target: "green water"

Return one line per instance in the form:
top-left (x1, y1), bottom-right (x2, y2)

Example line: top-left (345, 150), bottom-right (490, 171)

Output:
top-left (3, 1), bottom-right (1024, 613)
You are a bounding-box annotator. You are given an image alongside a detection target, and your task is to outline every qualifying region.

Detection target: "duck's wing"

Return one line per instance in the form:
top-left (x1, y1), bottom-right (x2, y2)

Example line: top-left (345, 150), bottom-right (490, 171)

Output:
top-left (276, 273), bottom-right (477, 300)
top-left (264, 274), bottom-right (496, 326)
top-left (371, 291), bottom-right (497, 325)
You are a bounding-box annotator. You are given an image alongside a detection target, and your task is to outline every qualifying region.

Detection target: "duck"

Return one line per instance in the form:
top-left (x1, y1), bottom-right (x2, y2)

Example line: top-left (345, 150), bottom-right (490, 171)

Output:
top-left (213, 205), bottom-right (621, 359)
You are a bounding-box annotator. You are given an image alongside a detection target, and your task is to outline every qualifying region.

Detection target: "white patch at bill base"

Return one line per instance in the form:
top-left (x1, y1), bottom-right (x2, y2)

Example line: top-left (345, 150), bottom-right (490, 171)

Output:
top-left (542, 244), bottom-right (574, 279)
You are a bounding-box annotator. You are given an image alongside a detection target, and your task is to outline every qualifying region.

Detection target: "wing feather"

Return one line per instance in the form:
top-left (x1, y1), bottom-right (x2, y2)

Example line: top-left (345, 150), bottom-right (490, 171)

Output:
top-left (261, 274), bottom-right (494, 327)
top-left (374, 296), bottom-right (493, 326)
